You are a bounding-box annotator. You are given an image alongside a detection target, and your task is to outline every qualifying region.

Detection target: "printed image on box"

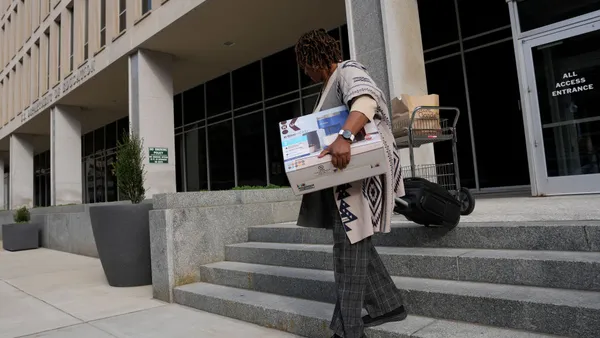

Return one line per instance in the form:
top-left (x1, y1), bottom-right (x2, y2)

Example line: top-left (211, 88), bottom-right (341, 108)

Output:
top-left (279, 105), bottom-right (387, 195)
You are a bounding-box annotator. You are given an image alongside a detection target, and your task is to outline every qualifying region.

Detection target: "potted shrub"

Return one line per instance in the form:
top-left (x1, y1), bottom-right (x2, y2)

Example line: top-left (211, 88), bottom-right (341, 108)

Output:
top-left (2, 206), bottom-right (39, 251)
top-left (89, 131), bottom-right (153, 287)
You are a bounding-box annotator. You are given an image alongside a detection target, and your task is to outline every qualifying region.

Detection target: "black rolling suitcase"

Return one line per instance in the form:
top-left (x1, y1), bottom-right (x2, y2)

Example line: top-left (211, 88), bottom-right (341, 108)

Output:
top-left (395, 177), bottom-right (461, 229)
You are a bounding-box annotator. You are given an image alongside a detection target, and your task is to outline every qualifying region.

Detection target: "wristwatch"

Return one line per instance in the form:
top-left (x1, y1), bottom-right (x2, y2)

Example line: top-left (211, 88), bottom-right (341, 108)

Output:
top-left (338, 129), bottom-right (355, 142)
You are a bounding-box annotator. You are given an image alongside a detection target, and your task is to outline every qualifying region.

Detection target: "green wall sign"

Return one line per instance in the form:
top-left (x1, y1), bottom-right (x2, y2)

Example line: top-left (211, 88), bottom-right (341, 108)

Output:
top-left (149, 147), bottom-right (169, 164)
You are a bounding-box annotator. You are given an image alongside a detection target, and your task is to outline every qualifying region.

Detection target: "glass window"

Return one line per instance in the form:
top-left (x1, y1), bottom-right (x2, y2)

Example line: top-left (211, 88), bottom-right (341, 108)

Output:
top-left (208, 121), bottom-right (235, 190)
top-left (518, 0), bottom-right (600, 32)
top-left (465, 41), bottom-right (529, 188)
top-left (232, 61), bottom-right (262, 109)
top-left (84, 132), bottom-right (94, 156)
top-left (341, 24), bottom-right (351, 60)
top-left (105, 121), bottom-right (117, 149)
top-left (106, 151), bottom-right (117, 202)
top-left (175, 134), bottom-right (183, 192)
top-left (206, 73), bottom-right (231, 118)
top-left (174, 93), bottom-right (183, 128)
top-left (94, 127), bottom-right (105, 155)
top-left (417, 0), bottom-right (459, 50)
top-left (95, 156), bottom-right (106, 203)
top-left (100, 0), bottom-right (106, 47)
top-left (425, 55), bottom-right (476, 188)
top-left (85, 157), bottom-right (94, 203)
top-left (141, 0), bottom-right (152, 15)
top-left (532, 29), bottom-right (600, 177)
top-left (265, 100), bottom-right (301, 186)
top-left (263, 47), bottom-right (299, 99)
top-left (183, 84), bottom-right (205, 125)
top-left (456, 0), bottom-right (510, 39)
top-left (235, 112), bottom-right (267, 186)
top-left (302, 95), bottom-right (319, 115)
top-left (118, 0), bottom-right (126, 33)
top-left (69, 6), bottom-right (74, 72)
top-left (185, 128), bottom-right (208, 191)
top-left (117, 117), bottom-right (129, 143)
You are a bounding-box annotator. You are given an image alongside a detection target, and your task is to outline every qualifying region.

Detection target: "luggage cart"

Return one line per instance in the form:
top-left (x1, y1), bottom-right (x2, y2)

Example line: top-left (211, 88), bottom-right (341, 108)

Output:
top-left (393, 106), bottom-right (475, 216)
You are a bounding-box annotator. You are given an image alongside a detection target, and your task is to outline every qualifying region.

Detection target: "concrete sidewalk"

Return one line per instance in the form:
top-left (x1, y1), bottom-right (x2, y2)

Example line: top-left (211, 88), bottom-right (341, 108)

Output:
top-left (0, 246), bottom-right (300, 338)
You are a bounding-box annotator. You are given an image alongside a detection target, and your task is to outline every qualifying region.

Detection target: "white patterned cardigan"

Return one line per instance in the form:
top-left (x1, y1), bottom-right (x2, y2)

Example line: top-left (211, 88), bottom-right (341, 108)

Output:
top-left (296, 60), bottom-right (405, 244)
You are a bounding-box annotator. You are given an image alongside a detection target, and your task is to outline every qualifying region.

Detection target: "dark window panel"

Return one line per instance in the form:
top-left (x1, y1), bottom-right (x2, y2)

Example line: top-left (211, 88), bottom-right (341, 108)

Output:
top-left (462, 28), bottom-right (512, 51)
top-left (341, 24), bottom-right (351, 60)
top-left (174, 93), bottom-right (183, 128)
top-left (117, 117), bottom-right (129, 144)
top-left (456, 0), bottom-right (510, 39)
top-left (95, 156), bottom-right (106, 203)
top-left (265, 100), bottom-right (301, 186)
top-left (105, 121), bottom-right (117, 149)
top-left (232, 61), bottom-right (262, 109)
top-left (40, 174), bottom-right (47, 207)
top-left (302, 95), bottom-right (319, 115)
top-left (206, 73), bottom-right (232, 118)
top-left (233, 102), bottom-right (262, 117)
top-left (175, 134), bottom-right (183, 192)
top-left (263, 47), bottom-right (299, 99)
top-left (84, 133), bottom-right (94, 156)
top-left (81, 136), bottom-right (85, 157)
top-left (208, 121), bottom-right (235, 190)
top-left (417, 0), bottom-right (459, 50)
top-left (265, 91), bottom-right (301, 109)
top-left (465, 41), bottom-right (529, 188)
top-left (106, 151), bottom-right (117, 202)
top-left (34, 176), bottom-right (40, 207)
top-left (85, 157), bottom-right (95, 203)
top-left (183, 84), bottom-right (205, 125)
top-left (235, 112), bottom-right (267, 187)
top-left (425, 55), bottom-right (476, 188)
top-left (518, 0), bottom-right (600, 32)
top-left (94, 127), bottom-right (105, 155)
top-left (185, 128), bottom-right (208, 191)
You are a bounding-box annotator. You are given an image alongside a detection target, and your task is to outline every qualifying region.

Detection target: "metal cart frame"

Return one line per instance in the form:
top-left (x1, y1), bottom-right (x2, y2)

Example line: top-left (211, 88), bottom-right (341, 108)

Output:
top-left (394, 106), bottom-right (475, 216)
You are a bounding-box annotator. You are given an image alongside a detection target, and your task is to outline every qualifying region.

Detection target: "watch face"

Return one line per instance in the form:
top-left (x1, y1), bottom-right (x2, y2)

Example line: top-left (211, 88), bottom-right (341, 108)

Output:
top-left (342, 130), bottom-right (352, 139)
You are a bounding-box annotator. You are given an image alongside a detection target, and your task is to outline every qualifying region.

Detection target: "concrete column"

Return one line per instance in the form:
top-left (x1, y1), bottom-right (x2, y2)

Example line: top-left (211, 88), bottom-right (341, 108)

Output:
top-left (345, 0), bottom-right (436, 167)
top-left (128, 49), bottom-right (176, 198)
top-left (10, 134), bottom-right (34, 209)
top-left (50, 105), bottom-right (82, 206)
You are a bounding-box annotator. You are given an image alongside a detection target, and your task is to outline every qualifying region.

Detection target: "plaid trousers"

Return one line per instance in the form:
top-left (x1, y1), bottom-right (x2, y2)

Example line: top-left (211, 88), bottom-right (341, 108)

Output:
top-left (329, 212), bottom-right (404, 338)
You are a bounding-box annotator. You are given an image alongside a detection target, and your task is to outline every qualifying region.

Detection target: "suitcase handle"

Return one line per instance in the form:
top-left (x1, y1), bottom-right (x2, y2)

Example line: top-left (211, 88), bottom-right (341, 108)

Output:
top-left (395, 197), bottom-right (409, 207)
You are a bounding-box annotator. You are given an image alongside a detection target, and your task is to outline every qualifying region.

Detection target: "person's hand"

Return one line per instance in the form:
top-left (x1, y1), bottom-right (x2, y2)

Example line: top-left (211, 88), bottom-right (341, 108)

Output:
top-left (319, 137), bottom-right (351, 170)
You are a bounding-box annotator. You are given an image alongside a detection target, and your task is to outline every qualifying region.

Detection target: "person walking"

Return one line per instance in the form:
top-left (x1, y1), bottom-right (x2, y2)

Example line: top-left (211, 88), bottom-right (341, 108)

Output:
top-left (294, 29), bottom-right (407, 338)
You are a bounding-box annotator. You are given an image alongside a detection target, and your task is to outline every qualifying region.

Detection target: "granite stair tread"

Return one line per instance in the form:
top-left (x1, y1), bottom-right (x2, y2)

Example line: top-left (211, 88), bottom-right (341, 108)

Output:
top-left (201, 261), bottom-right (600, 311)
top-left (175, 282), bottom-right (562, 338)
top-left (225, 242), bottom-right (600, 291)
top-left (247, 221), bottom-right (600, 251)
top-left (227, 242), bottom-right (600, 262)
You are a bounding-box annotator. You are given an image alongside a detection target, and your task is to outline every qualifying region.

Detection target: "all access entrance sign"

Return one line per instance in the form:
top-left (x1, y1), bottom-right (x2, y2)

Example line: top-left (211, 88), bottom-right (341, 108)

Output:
top-left (149, 147), bottom-right (169, 164)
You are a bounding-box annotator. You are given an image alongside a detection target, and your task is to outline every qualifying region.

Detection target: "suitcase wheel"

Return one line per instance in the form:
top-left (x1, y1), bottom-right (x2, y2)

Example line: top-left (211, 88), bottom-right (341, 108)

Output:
top-left (459, 187), bottom-right (476, 216)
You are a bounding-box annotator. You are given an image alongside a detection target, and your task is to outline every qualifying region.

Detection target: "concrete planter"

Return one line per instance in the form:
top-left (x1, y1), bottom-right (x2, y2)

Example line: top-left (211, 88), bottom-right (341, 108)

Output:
top-left (2, 223), bottom-right (40, 251)
top-left (90, 203), bottom-right (153, 287)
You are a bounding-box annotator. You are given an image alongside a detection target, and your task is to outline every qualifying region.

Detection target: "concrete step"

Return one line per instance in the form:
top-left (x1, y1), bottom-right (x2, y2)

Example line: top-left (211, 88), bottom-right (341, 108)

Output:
top-left (225, 242), bottom-right (600, 291)
top-left (198, 261), bottom-right (600, 338)
top-left (248, 221), bottom-right (600, 251)
top-left (175, 282), bottom-right (562, 338)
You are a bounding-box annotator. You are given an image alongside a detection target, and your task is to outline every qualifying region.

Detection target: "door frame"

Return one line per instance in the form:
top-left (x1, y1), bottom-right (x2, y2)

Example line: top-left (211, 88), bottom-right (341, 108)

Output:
top-left (521, 19), bottom-right (600, 195)
top-left (508, 1), bottom-right (600, 196)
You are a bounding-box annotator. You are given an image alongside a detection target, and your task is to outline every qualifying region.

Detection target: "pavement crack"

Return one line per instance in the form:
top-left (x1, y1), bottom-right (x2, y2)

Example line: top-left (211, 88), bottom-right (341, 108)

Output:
top-left (3, 279), bottom-right (86, 323)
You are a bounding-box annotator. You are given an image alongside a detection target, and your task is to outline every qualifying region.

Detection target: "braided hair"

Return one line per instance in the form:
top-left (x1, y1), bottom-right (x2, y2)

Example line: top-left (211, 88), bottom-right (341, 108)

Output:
top-left (295, 29), bottom-right (342, 72)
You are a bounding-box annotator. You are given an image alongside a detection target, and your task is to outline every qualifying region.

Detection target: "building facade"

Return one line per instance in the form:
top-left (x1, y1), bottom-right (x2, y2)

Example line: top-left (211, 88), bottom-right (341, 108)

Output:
top-left (0, 0), bottom-right (599, 209)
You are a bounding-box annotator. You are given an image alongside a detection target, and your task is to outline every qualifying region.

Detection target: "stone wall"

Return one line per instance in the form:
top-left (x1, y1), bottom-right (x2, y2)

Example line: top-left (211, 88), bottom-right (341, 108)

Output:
top-left (150, 188), bottom-right (302, 302)
top-left (0, 201), bottom-right (132, 257)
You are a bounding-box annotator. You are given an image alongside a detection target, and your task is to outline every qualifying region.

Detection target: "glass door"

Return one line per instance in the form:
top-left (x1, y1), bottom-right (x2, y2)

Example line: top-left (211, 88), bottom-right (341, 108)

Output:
top-left (523, 20), bottom-right (600, 195)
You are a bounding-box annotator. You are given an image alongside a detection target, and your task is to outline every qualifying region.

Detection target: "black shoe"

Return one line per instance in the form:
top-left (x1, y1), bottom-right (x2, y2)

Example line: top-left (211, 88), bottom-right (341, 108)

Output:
top-left (362, 305), bottom-right (408, 327)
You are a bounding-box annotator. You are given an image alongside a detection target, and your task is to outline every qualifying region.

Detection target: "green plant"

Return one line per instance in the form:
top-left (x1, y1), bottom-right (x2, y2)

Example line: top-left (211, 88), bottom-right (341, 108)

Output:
top-left (231, 184), bottom-right (286, 190)
top-left (112, 130), bottom-right (146, 204)
top-left (13, 206), bottom-right (30, 224)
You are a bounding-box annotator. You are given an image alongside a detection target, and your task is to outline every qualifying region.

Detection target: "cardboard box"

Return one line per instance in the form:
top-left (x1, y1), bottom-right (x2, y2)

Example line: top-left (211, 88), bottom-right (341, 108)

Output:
top-left (280, 105), bottom-right (387, 195)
